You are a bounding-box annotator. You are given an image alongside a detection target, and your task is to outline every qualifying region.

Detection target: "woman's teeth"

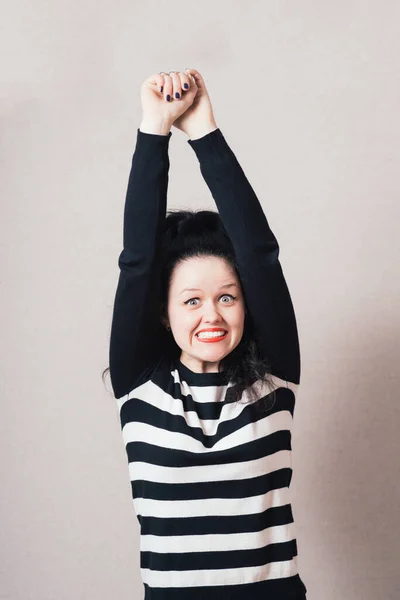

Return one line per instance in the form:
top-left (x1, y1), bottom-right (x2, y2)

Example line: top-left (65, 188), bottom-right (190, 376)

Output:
top-left (197, 331), bottom-right (227, 339)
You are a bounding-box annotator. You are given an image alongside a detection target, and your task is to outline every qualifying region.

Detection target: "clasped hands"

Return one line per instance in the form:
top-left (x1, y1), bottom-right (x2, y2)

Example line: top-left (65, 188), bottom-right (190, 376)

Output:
top-left (140, 68), bottom-right (218, 139)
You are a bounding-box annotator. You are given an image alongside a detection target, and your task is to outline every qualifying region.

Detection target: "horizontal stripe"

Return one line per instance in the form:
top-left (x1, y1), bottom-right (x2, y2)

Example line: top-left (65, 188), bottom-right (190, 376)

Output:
top-left (122, 409), bottom-right (294, 454)
top-left (132, 468), bottom-right (292, 501)
top-left (138, 503), bottom-right (293, 536)
top-left (121, 380), bottom-right (294, 425)
top-left (133, 485), bottom-right (290, 518)
top-left (117, 368), bottom-right (298, 410)
top-left (141, 538), bottom-right (298, 571)
top-left (127, 430), bottom-right (291, 468)
top-left (141, 557), bottom-right (300, 588)
top-left (143, 573), bottom-right (307, 600)
top-left (140, 521), bottom-right (298, 553)
top-left (120, 379), bottom-right (295, 429)
top-left (129, 449), bottom-right (292, 484)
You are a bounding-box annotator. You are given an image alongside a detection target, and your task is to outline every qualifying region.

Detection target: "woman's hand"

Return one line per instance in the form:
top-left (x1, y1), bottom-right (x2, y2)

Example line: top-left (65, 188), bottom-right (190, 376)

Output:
top-left (140, 71), bottom-right (198, 135)
top-left (172, 69), bottom-right (218, 139)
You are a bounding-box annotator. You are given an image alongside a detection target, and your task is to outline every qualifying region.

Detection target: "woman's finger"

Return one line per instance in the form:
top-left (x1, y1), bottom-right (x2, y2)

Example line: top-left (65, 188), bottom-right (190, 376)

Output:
top-left (177, 71), bottom-right (191, 93)
top-left (168, 71), bottom-right (182, 101)
top-left (155, 72), bottom-right (165, 93)
top-left (160, 72), bottom-right (173, 102)
top-left (145, 72), bottom-right (165, 93)
top-left (185, 68), bottom-right (203, 89)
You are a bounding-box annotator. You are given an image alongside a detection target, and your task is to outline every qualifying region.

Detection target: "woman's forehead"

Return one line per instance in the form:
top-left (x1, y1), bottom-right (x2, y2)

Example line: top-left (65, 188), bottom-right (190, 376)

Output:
top-left (170, 256), bottom-right (238, 290)
top-left (173, 256), bottom-right (235, 279)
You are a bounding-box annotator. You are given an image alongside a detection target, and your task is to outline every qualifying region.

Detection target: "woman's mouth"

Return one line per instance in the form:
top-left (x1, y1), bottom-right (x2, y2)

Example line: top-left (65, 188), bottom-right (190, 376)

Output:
top-left (195, 331), bottom-right (228, 343)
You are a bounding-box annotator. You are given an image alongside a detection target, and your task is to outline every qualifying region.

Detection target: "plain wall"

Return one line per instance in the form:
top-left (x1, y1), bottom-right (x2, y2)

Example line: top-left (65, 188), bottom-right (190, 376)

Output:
top-left (1, 1), bottom-right (399, 598)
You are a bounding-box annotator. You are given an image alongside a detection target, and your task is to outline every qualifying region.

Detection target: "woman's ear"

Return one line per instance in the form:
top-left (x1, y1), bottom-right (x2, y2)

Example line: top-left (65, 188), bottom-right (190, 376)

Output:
top-left (160, 316), bottom-right (170, 330)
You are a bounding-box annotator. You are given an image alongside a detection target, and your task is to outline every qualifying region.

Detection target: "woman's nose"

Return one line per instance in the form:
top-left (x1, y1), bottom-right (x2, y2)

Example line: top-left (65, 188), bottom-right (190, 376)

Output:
top-left (202, 304), bottom-right (223, 322)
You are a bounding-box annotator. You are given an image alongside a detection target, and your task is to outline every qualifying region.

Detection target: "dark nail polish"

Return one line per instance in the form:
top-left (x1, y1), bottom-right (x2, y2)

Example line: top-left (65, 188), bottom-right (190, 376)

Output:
top-left (160, 86), bottom-right (163, 93)
top-left (166, 94), bottom-right (171, 101)
top-left (175, 92), bottom-right (180, 99)
top-left (184, 83), bottom-right (189, 89)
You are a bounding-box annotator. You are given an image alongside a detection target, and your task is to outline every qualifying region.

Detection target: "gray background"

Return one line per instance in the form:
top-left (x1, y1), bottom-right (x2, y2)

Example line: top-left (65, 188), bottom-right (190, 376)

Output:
top-left (1, 1), bottom-right (399, 598)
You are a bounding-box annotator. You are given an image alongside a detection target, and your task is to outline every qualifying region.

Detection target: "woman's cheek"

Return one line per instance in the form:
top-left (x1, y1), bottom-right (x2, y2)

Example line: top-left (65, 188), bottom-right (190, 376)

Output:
top-left (172, 307), bottom-right (192, 334)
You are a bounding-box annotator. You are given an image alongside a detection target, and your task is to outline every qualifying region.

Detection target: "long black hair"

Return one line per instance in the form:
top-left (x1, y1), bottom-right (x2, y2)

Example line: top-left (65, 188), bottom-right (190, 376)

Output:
top-left (103, 209), bottom-right (277, 413)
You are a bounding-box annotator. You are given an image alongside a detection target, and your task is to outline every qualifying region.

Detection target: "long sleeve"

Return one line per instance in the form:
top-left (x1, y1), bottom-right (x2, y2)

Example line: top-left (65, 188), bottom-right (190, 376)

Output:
top-left (109, 128), bottom-right (172, 399)
top-left (188, 128), bottom-right (301, 385)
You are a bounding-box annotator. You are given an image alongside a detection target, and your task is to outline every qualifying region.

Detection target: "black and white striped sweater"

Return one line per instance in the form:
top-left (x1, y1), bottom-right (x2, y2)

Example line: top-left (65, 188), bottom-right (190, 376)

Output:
top-left (109, 126), bottom-right (307, 600)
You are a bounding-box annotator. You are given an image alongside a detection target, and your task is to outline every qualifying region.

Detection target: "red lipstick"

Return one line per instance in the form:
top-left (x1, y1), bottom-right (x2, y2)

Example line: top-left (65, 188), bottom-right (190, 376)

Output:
top-left (195, 328), bottom-right (228, 343)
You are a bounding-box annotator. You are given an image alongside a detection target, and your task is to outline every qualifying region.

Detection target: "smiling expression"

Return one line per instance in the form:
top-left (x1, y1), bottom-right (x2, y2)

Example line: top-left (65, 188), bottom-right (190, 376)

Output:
top-left (164, 256), bottom-right (246, 373)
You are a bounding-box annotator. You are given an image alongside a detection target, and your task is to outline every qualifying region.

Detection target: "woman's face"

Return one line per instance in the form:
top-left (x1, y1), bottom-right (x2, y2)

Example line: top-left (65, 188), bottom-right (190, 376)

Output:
top-left (164, 256), bottom-right (246, 373)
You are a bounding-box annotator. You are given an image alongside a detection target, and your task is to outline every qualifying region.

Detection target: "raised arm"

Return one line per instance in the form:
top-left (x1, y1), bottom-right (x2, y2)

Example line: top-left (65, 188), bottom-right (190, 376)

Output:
top-left (109, 71), bottom-right (200, 399)
top-left (109, 129), bottom-right (172, 399)
top-left (188, 128), bottom-right (301, 385)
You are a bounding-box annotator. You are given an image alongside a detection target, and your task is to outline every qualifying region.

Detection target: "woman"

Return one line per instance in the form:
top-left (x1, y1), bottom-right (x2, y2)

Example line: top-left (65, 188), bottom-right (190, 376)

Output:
top-left (104, 69), bottom-right (308, 600)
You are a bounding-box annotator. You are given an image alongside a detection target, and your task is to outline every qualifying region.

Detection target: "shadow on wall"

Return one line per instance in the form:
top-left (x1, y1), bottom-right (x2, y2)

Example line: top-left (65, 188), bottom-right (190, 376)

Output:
top-left (299, 311), bottom-right (400, 599)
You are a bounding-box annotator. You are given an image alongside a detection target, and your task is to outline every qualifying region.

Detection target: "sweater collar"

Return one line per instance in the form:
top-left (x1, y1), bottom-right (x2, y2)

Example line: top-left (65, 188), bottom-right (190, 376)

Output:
top-left (175, 357), bottom-right (227, 387)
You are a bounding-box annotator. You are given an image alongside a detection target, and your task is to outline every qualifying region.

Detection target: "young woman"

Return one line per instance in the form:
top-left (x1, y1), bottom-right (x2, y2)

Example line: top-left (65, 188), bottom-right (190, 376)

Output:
top-left (104, 69), bottom-right (308, 600)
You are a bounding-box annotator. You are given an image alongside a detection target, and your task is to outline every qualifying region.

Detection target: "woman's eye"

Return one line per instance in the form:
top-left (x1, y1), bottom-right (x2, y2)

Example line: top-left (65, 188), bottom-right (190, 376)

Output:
top-left (184, 294), bottom-right (237, 306)
top-left (185, 298), bottom-right (199, 306)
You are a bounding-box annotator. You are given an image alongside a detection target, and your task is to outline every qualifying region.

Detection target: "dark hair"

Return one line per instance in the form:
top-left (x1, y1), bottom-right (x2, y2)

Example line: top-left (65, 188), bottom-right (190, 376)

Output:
top-left (103, 209), bottom-right (276, 413)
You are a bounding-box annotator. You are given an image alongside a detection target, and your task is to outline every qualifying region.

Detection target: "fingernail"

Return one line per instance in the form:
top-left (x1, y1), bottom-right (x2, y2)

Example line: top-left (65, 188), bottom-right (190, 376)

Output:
top-left (175, 92), bottom-right (180, 99)
top-left (160, 86), bottom-right (163, 93)
top-left (184, 83), bottom-right (189, 89)
top-left (166, 94), bottom-right (171, 102)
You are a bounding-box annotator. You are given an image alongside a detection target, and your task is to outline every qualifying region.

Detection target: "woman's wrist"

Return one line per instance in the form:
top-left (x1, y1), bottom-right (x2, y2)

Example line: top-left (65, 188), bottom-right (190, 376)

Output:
top-left (187, 121), bottom-right (218, 140)
top-left (139, 118), bottom-right (172, 136)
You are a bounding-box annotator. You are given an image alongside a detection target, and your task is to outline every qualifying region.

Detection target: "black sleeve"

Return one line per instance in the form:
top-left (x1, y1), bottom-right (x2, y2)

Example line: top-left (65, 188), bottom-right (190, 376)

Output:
top-left (188, 128), bottom-right (301, 385)
top-left (109, 128), bottom-right (172, 399)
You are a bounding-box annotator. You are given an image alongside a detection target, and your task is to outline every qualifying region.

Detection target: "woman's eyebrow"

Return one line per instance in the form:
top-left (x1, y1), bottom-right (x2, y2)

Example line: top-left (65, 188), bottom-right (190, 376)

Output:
top-left (180, 283), bottom-right (238, 294)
